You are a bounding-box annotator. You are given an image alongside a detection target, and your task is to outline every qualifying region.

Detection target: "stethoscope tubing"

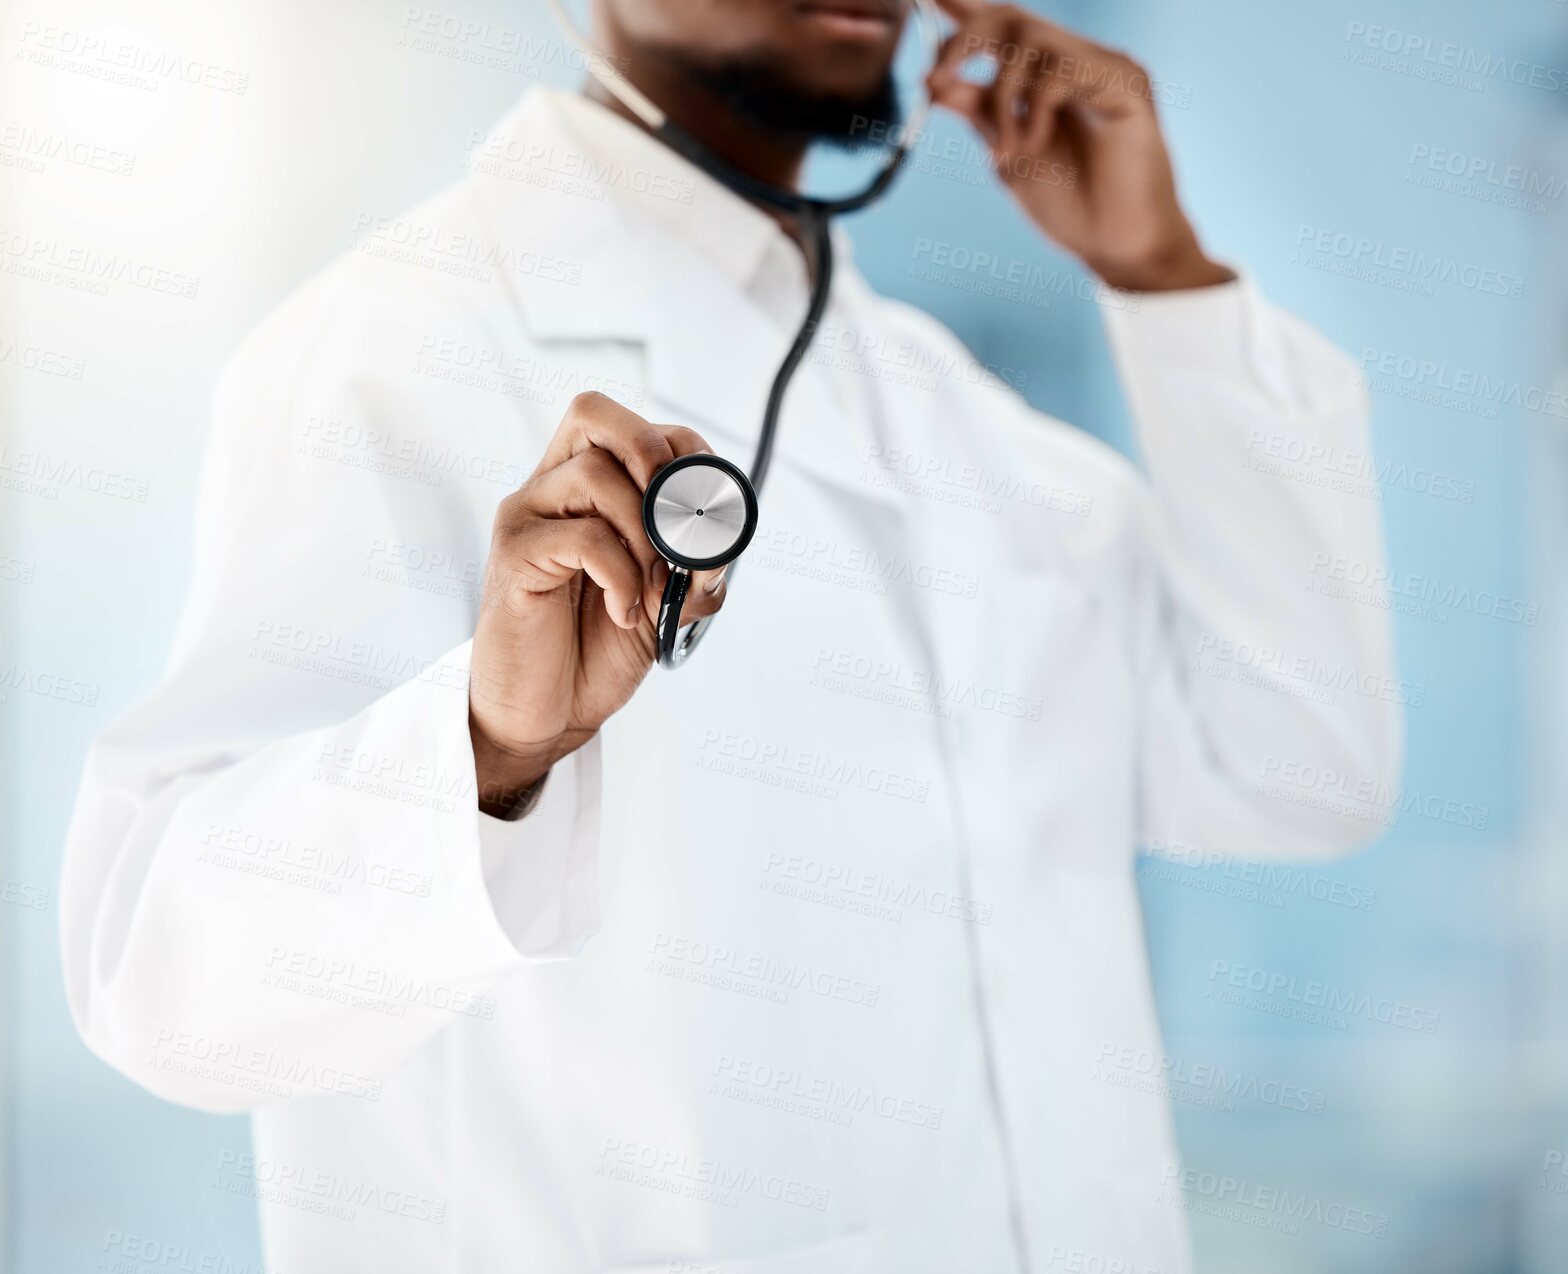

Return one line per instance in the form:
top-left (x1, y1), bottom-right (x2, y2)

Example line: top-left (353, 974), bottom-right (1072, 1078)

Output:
top-left (653, 208), bottom-right (836, 668)
top-left (546, 0), bottom-right (941, 667)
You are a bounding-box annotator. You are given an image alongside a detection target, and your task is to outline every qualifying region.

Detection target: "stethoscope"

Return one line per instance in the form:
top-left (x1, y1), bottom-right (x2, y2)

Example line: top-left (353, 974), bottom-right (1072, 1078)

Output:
top-left (545, 0), bottom-right (942, 667)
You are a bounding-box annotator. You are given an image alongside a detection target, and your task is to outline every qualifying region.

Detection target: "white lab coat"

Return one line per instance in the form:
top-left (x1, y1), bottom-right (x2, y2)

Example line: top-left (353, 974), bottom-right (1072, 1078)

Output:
top-left (60, 88), bottom-right (1400, 1274)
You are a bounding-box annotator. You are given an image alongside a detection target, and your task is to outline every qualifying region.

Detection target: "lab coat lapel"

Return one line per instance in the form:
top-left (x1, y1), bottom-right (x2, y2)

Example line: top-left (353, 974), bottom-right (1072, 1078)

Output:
top-left (465, 90), bottom-right (896, 501)
top-left (470, 180), bottom-right (772, 464)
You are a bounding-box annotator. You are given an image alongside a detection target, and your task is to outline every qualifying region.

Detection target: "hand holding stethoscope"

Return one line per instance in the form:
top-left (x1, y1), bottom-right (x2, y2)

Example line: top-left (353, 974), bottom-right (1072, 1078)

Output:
top-left (469, 396), bottom-right (736, 813)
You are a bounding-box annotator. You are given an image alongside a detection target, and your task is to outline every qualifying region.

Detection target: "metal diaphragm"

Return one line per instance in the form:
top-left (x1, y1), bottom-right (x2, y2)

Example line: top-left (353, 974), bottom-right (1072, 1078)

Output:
top-left (642, 453), bottom-right (758, 571)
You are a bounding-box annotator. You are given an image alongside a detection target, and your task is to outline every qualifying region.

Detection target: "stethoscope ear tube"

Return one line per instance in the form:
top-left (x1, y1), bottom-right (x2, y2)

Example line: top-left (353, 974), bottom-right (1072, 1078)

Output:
top-left (549, 0), bottom-right (936, 669)
top-left (542, 0), bottom-right (942, 214)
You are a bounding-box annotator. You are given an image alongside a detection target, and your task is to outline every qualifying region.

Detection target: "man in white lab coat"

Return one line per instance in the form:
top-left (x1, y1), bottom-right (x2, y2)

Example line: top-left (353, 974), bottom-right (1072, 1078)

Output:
top-left (61, 0), bottom-right (1400, 1270)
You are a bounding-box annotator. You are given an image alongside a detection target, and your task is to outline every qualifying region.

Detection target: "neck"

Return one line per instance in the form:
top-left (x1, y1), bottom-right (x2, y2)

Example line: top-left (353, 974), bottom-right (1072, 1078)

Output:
top-left (583, 73), bottom-right (806, 194)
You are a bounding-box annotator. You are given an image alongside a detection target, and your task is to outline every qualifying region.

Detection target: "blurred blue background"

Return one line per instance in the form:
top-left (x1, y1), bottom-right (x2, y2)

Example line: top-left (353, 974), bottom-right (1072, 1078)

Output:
top-left (2, 0), bottom-right (1564, 1271)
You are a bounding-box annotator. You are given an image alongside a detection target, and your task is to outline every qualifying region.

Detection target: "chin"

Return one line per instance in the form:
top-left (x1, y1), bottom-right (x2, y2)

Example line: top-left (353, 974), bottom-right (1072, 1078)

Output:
top-left (777, 44), bottom-right (897, 100)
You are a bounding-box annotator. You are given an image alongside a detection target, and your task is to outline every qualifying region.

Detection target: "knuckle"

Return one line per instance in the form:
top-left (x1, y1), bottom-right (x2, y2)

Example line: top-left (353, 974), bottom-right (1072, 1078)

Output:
top-left (635, 427), bottom-right (673, 459)
top-left (579, 445), bottom-right (619, 484)
top-left (484, 559), bottom-right (540, 618)
top-left (496, 489), bottom-right (527, 522)
top-left (668, 426), bottom-right (708, 454)
top-left (567, 389), bottom-right (611, 418)
top-left (581, 516), bottom-right (618, 548)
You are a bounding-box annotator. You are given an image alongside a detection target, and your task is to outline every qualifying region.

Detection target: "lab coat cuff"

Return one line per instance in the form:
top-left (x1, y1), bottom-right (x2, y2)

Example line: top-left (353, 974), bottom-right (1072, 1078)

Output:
top-left (1098, 271), bottom-right (1294, 401)
top-left (433, 640), bottom-right (602, 963)
top-left (474, 737), bottom-right (603, 959)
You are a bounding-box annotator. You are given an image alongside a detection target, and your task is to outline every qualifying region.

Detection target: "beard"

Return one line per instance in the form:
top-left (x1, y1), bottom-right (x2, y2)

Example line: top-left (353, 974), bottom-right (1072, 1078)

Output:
top-left (648, 46), bottom-right (903, 150)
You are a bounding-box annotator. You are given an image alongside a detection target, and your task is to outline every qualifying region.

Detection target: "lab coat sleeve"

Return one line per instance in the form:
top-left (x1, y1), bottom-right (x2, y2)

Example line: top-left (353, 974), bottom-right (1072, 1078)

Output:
top-left (1101, 276), bottom-right (1402, 859)
top-left (59, 326), bottom-right (601, 1114)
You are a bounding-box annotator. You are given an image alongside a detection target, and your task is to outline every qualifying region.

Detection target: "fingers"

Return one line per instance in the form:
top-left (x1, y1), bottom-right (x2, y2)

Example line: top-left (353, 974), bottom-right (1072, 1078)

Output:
top-left (926, 6), bottom-right (1153, 152)
top-left (682, 564), bottom-right (729, 622)
top-left (538, 391), bottom-right (678, 490)
top-left (928, 6), bottom-right (1016, 100)
top-left (662, 425), bottom-right (712, 459)
top-left (501, 516), bottom-right (648, 630)
top-left (518, 447), bottom-right (660, 582)
top-left (494, 394), bottom-right (738, 631)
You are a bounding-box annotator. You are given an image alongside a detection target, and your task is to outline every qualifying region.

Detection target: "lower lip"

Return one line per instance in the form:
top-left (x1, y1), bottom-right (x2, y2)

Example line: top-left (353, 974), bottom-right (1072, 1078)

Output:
top-left (799, 8), bottom-right (895, 40)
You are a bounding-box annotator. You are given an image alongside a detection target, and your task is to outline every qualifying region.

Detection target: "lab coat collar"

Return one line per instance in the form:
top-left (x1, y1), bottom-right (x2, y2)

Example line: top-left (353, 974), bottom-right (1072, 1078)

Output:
top-left (466, 88), bottom-right (861, 472)
top-left (539, 88), bottom-right (788, 298)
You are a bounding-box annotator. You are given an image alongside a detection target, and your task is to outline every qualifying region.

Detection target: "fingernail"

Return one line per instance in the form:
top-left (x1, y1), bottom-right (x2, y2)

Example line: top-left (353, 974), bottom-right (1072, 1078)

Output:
top-left (626, 600), bottom-right (641, 623)
top-left (653, 560), bottom-right (670, 587)
top-left (703, 572), bottom-right (726, 596)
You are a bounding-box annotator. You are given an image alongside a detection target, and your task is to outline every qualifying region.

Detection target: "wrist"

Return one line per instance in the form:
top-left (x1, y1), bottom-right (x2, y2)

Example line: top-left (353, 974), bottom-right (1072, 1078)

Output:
top-left (1088, 235), bottom-right (1236, 295)
top-left (469, 717), bottom-right (576, 817)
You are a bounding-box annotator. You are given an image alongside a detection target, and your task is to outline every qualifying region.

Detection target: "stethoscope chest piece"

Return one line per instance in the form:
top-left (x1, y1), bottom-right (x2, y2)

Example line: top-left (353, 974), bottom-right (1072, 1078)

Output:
top-left (642, 453), bottom-right (758, 668)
